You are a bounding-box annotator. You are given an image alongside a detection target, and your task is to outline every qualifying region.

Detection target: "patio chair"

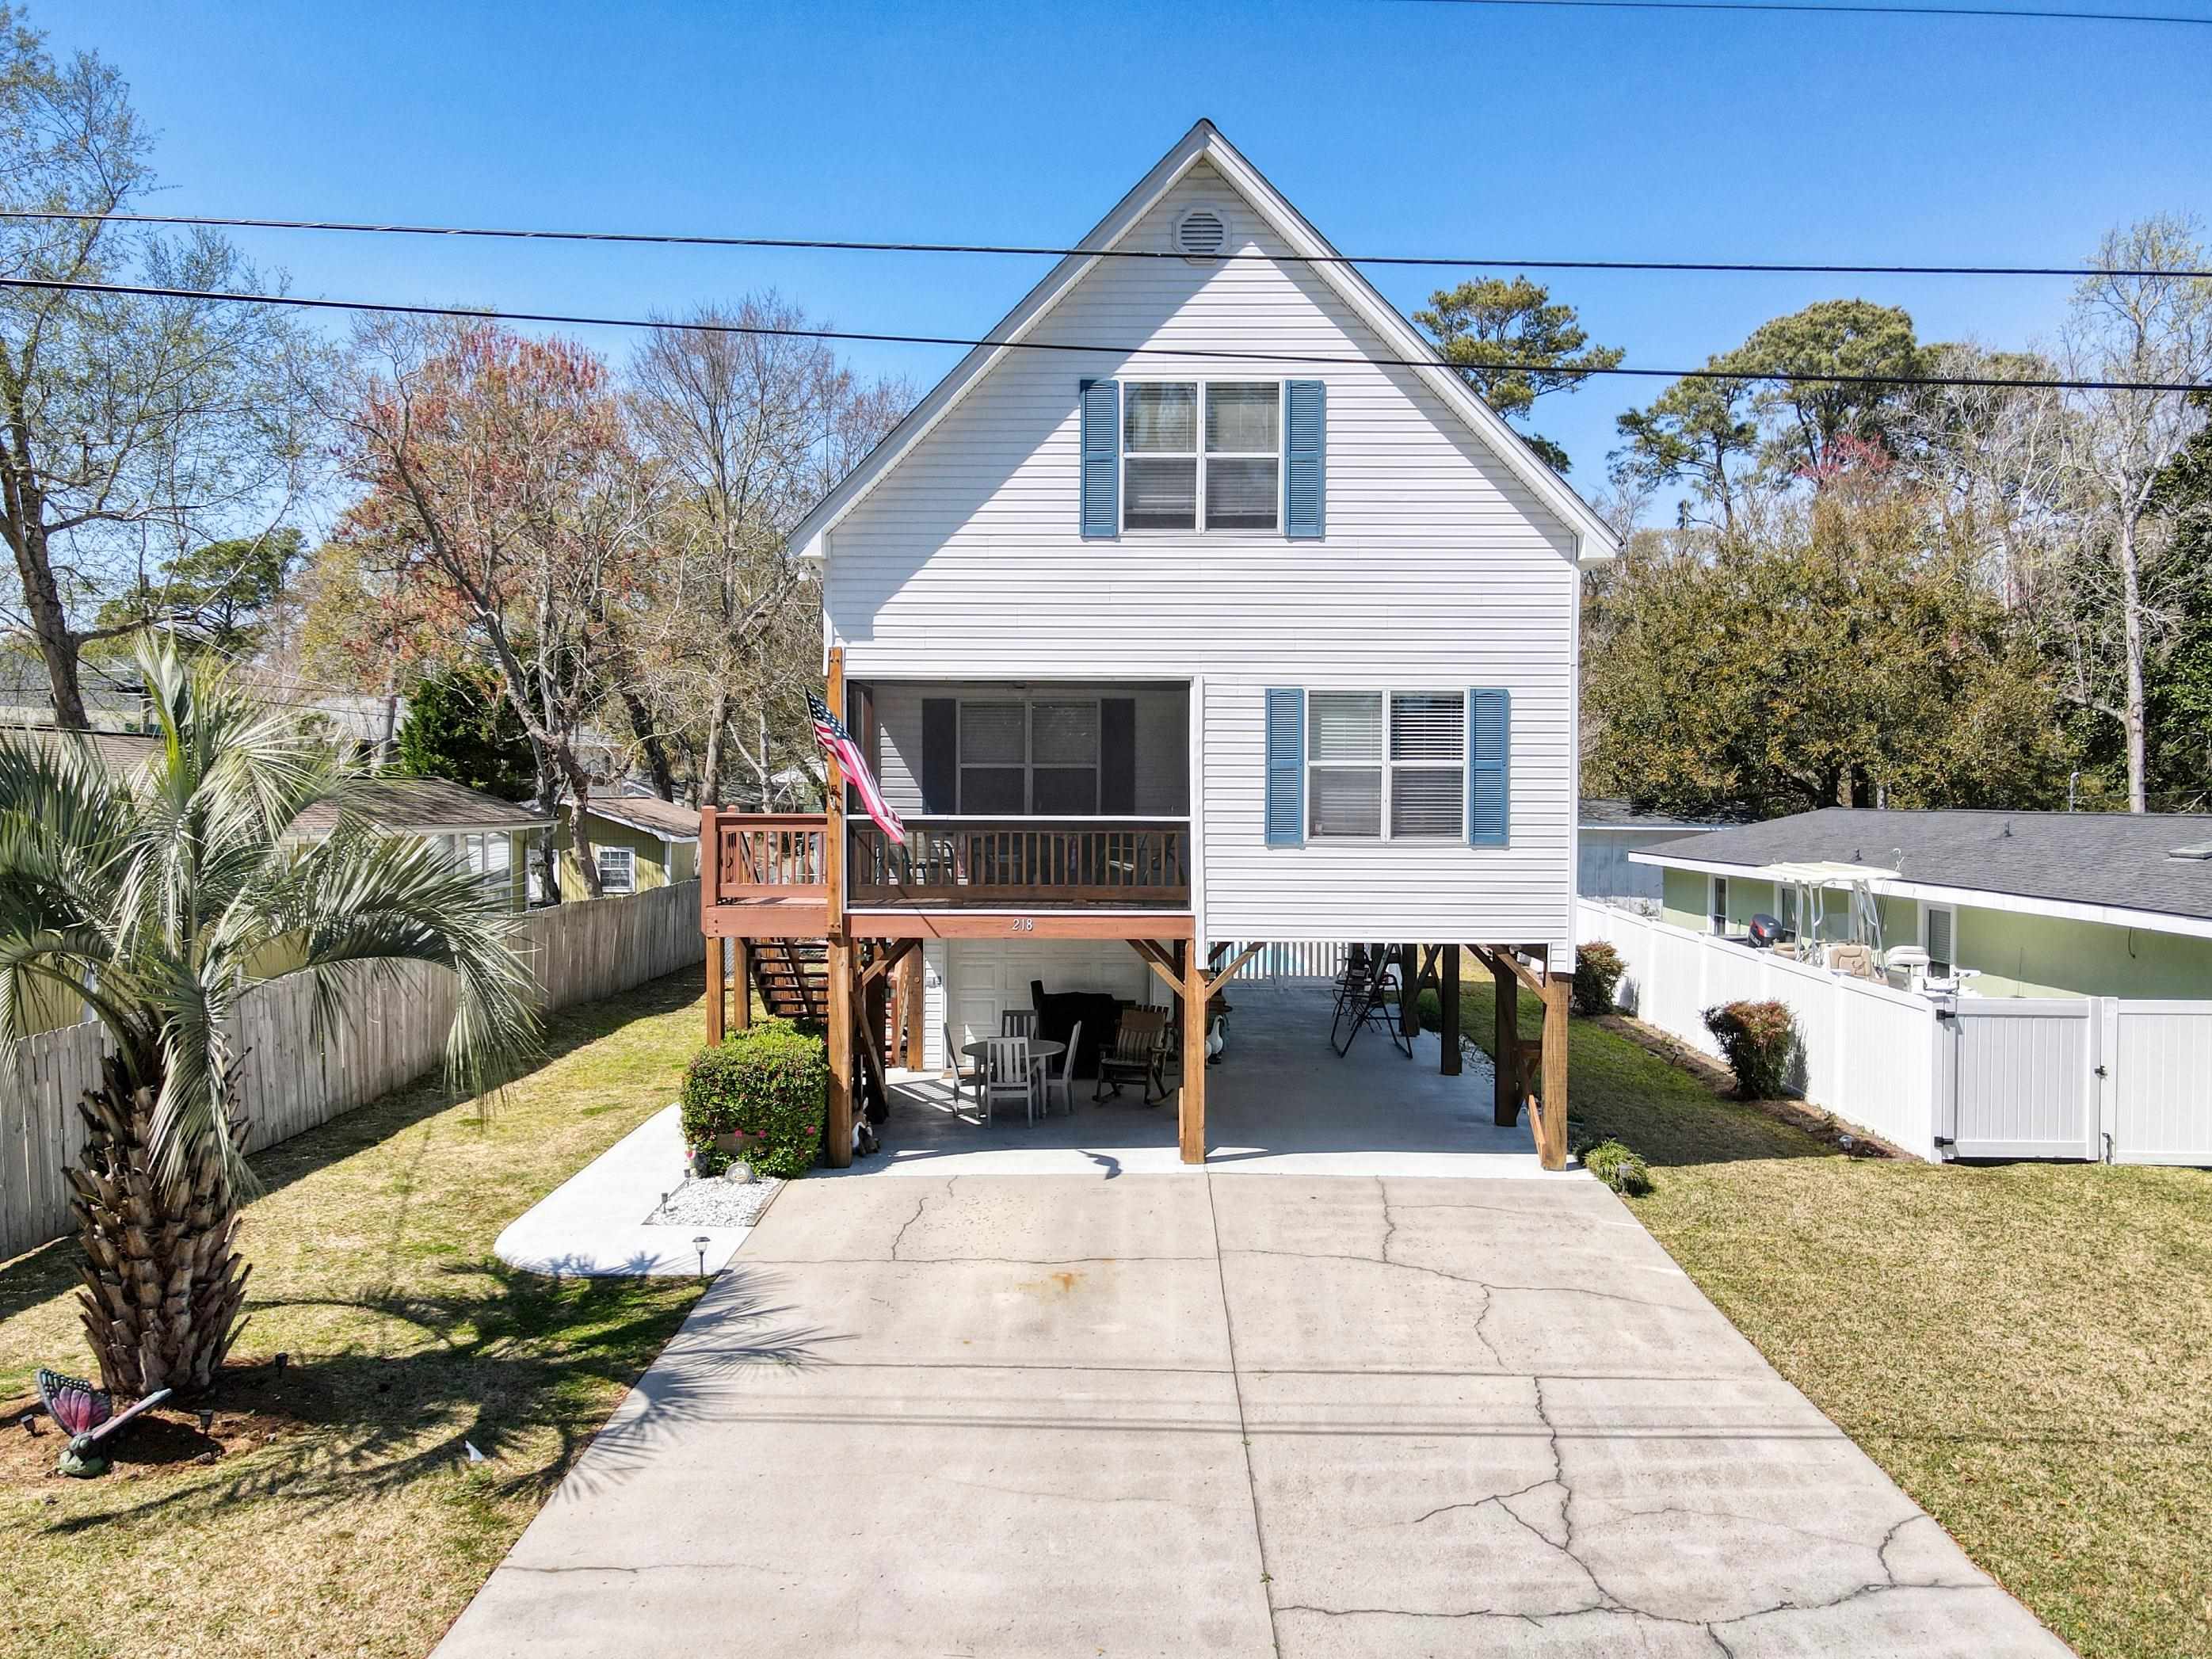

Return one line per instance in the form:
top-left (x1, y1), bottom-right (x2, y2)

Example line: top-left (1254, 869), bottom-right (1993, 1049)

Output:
top-left (1095, 1007), bottom-right (1171, 1105)
top-left (1039, 1020), bottom-right (1083, 1116)
top-left (981, 1035), bottom-right (1038, 1125)
top-left (943, 1023), bottom-right (982, 1114)
top-left (1000, 1008), bottom-right (1038, 1038)
top-left (1331, 954), bottom-right (1412, 1059)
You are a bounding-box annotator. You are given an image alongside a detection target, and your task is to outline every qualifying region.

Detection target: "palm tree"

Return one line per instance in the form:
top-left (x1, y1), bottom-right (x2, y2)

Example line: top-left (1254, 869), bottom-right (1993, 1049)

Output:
top-left (0, 638), bottom-right (537, 1397)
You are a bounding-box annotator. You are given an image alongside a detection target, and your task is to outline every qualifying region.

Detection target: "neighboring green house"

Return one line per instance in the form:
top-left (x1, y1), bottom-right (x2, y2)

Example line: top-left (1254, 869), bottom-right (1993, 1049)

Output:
top-left (1634, 807), bottom-right (2212, 1001)
top-left (559, 795), bottom-right (700, 898)
top-left (288, 775), bottom-right (549, 914)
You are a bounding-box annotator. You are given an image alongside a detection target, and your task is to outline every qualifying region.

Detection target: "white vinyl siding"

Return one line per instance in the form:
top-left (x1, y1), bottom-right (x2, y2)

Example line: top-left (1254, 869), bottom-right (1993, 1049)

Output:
top-left (822, 159), bottom-right (1579, 948)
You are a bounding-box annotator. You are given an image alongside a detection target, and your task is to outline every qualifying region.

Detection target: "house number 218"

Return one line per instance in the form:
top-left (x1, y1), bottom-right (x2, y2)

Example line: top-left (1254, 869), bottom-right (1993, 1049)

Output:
top-left (1006, 918), bottom-right (1035, 933)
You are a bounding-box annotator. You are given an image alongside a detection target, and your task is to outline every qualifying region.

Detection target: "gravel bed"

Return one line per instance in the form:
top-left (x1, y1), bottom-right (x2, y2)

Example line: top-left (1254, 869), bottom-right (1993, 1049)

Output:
top-left (644, 1174), bottom-right (784, 1230)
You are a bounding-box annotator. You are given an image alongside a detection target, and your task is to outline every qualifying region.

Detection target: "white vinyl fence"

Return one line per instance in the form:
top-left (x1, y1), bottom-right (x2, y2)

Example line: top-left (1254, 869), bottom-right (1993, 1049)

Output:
top-left (1221, 940), bottom-right (1350, 982)
top-left (1576, 898), bottom-right (2212, 1168)
top-left (0, 880), bottom-right (705, 1262)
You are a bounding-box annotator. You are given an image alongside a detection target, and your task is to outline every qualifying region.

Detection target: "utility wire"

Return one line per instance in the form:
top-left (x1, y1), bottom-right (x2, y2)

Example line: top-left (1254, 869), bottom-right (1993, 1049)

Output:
top-left (5, 274), bottom-right (2203, 395)
top-left (1393, 0), bottom-right (2212, 24)
top-left (4, 208), bottom-right (2207, 281)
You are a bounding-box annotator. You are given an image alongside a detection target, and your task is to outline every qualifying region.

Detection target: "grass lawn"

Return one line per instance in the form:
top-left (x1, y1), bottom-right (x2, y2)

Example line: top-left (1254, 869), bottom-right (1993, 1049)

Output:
top-left (0, 968), bottom-right (713, 1659)
top-left (1459, 978), bottom-right (2212, 1659)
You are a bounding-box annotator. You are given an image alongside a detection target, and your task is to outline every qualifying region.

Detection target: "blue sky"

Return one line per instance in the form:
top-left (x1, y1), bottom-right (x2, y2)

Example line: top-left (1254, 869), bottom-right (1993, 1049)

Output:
top-left (45, 0), bottom-right (2212, 507)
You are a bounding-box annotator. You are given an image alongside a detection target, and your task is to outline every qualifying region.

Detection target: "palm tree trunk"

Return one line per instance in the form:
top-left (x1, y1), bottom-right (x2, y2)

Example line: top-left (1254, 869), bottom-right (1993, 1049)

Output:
top-left (68, 1058), bottom-right (252, 1397)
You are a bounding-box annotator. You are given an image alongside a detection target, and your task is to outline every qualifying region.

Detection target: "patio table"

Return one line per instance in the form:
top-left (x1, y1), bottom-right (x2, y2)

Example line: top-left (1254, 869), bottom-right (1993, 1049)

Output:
top-left (960, 1039), bottom-right (1066, 1063)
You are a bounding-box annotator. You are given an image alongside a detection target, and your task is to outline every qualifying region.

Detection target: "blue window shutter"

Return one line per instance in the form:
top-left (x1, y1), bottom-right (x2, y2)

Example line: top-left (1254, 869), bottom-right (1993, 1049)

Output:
top-left (1079, 379), bottom-right (1119, 539)
top-left (1264, 689), bottom-right (1305, 847)
top-left (1468, 688), bottom-right (1510, 847)
top-left (1284, 380), bottom-right (1325, 540)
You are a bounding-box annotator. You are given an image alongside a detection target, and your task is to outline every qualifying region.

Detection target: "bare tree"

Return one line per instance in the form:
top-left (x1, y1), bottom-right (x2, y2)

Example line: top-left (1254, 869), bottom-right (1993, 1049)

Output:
top-left (0, 14), bottom-right (315, 726)
top-left (626, 296), bottom-right (907, 805)
top-left (2054, 219), bottom-right (2212, 811)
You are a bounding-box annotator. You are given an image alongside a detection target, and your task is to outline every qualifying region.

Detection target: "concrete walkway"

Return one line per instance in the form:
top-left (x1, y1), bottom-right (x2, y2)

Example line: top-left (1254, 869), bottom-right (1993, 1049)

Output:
top-left (434, 1173), bottom-right (2067, 1658)
top-left (493, 1105), bottom-right (765, 1277)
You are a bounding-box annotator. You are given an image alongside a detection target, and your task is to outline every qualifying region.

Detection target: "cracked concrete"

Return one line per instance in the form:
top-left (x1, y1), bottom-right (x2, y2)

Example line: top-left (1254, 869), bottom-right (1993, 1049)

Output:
top-left (434, 1169), bottom-right (2069, 1659)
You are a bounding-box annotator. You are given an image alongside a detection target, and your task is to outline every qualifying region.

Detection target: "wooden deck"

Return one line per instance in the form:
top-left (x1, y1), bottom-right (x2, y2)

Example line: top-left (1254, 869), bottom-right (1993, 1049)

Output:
top-left (700, 810), bottom-right (1192, 936)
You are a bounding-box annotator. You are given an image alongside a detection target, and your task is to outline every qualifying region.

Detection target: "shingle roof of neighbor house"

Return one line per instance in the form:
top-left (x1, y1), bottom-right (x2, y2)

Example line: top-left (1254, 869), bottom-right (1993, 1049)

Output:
top-left (1638, 807), bottom-right (2212, 923)
top-left (17, 730), bottom-right (547, 837)
top-left (1578, 799), bottom-right (1749, 832)
top-left (582, 795), bottom-right (701, 840)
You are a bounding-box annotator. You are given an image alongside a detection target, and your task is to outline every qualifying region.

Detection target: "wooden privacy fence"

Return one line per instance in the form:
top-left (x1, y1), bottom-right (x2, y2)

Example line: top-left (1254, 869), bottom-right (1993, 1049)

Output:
top-left (0, 880), bottom-right (705, 1262)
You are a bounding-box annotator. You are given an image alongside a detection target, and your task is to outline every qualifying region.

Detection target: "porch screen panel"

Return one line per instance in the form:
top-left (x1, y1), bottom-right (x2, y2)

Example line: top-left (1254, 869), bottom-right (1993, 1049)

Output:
top-left (959, 702), bottom-right (1026, 814)
top-left (1030, 700), bottom-right (1099, 814)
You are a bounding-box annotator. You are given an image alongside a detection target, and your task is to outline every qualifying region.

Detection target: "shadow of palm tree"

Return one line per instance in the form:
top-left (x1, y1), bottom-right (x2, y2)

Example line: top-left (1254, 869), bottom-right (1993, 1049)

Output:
top-left (39, 1258), bottom-right (839, 1534)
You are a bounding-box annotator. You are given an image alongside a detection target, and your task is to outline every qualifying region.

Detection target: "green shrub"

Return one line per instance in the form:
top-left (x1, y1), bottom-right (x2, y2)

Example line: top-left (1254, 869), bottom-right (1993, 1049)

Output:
top-left (1700, 998), bottom-right (1798, 1100)
top-left (1572, 942), bottom-right (1626, 1016)
top-left (681, 1017), bottom-right (830, 1179)
top-left (1413, 986), bottom-right (1441, 1032)
top-left (1576, 1136), bottom-right (1653, 1196)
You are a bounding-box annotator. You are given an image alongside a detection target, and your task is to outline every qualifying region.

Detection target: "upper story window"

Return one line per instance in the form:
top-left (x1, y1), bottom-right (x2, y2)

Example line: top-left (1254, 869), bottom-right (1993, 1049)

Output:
top-left (1123, 382), bottom-right (1280, 533)
top-left (1306, 691), bottom-right (1465, 841)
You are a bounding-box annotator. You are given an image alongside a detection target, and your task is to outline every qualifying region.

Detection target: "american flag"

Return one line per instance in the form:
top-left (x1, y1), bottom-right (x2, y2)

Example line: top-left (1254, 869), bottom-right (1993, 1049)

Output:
top-left (807, 690), bottom-right (906, 847)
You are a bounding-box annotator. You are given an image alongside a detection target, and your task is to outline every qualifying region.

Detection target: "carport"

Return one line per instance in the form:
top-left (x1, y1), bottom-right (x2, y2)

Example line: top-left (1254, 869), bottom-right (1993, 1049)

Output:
top-left (861, 976), bottom-right (1557, 1179)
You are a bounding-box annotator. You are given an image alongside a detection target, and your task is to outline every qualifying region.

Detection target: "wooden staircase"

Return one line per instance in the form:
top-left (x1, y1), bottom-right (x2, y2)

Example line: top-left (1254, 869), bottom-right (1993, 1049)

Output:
top-left (749, 940), bottom-right (829, 1024)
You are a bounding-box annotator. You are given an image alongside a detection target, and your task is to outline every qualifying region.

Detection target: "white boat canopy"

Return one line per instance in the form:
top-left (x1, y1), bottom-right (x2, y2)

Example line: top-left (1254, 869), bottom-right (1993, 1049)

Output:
top-left (1751, 860), bottom-right (1901, 887)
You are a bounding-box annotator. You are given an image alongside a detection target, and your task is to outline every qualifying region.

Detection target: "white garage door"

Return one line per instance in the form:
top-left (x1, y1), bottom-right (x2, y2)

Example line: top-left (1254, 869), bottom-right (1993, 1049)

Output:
top-left (935, 938), bottom-right (1165, 1065)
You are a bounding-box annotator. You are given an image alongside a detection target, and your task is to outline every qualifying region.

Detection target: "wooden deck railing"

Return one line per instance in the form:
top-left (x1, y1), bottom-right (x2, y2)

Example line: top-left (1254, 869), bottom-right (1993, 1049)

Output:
top-left (847, 817), bottom-right (1192, 908)
top-left (709, 812), bottom-right (830, 901)
top-left (701, 810), bottom-right (1194, 913)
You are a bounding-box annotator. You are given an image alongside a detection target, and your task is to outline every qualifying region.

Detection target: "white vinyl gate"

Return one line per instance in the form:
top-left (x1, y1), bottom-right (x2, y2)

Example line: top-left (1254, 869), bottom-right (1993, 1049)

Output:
top-left (1941, 1001), bottom-right (2100, 1161)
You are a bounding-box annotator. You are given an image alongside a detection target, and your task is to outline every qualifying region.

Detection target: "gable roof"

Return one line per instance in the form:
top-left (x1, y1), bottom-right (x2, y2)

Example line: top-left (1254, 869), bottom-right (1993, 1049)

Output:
top-left (785, 120), bottom-right (1619, 566)
top-left (1634, 807), bottom-right (2212, 930)
top-left (25, 730), bottom-right (548, 837)
top-left (580, 795), bottom-right (702, 841)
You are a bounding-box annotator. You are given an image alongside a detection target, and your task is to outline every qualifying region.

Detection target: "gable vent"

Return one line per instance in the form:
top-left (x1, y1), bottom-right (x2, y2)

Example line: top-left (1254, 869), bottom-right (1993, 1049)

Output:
top-left (1175, 205), bottom-right (1227, 263)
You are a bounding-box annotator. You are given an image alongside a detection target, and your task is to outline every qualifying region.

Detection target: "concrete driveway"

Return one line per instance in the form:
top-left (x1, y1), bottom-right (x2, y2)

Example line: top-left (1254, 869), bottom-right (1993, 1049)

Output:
top-left (435, 1173), bottom-right (2067, 1658)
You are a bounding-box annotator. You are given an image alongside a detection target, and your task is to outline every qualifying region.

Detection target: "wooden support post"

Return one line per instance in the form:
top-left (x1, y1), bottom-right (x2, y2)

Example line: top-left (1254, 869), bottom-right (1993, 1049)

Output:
top-left (732, 939), bottom-right (751, 1031)
top-left (1491, 952), bottom-right (1520, 1127)
top-left (1440, 944), bottom-right (1461, 1076)
top-left (1179, 940), bottom-right (1207, 1164)
top-left (1399, 943), bottom-right (1421, 1035)
top-left (823, 645), bottom-right (852, 1169)
top-left (705, 936), bottom-right (726, 1045)
top-left (1537, 964), bottom-right (1571, 1172)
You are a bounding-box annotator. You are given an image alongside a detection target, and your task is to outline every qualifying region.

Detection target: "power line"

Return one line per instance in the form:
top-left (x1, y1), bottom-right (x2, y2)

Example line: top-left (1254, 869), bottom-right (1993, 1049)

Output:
top-left (4, 274), bottom-right (2203, 395)
top-left (4, 208), bottom-right (2207, 281)
top-left (1393, 0), bottom-right (2212, 23)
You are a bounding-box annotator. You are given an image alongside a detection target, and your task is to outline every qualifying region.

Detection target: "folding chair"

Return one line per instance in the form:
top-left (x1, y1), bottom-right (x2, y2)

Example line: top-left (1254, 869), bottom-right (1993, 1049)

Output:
top-left (1331, 952), bottom-right (1412, 1058)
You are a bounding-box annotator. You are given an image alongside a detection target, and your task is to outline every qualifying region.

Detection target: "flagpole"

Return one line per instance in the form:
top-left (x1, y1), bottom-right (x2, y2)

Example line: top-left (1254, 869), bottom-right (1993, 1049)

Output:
top-left (822, 645), bottom-right (854, 1169)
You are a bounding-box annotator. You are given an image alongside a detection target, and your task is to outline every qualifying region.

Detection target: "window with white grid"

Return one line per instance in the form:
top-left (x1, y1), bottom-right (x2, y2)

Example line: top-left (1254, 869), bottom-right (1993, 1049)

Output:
top-left (1122, 381), bottom-right (1280, 532)
top-left (1305, 691), bottom-right (1464, 841)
